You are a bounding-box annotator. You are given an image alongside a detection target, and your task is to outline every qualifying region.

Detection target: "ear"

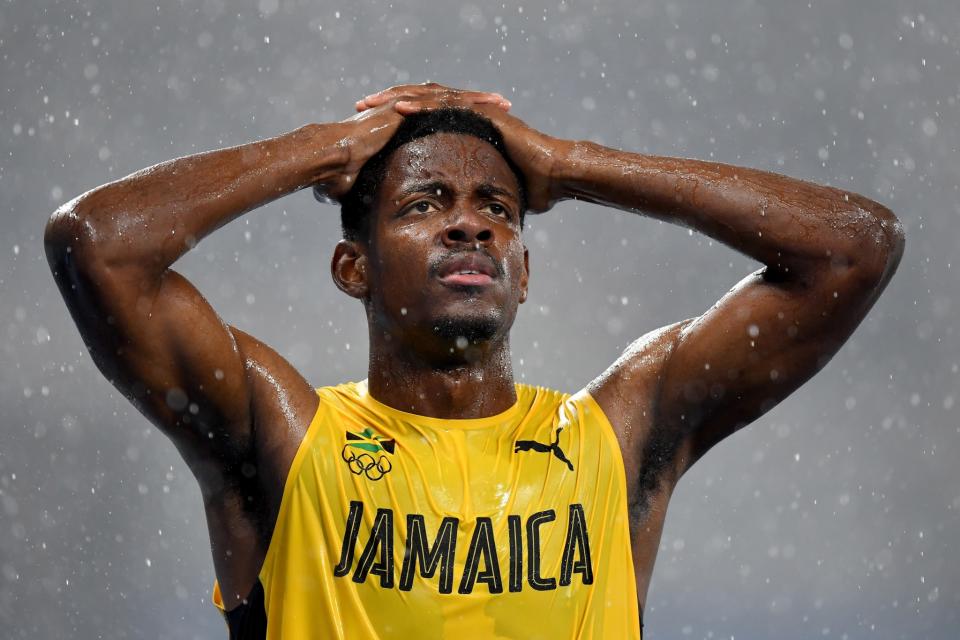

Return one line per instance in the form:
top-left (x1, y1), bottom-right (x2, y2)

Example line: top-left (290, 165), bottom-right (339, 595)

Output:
top-left (331, 239), bottom-right (369, 299)
top-left (519, 246), bottom-right (529, 304)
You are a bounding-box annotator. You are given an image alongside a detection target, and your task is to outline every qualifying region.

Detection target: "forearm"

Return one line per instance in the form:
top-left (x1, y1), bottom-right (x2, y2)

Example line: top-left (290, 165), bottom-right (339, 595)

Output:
top-left (556, 141), bottom-right (903, 276)
top-left (45, 123), bottom-right (347, 274)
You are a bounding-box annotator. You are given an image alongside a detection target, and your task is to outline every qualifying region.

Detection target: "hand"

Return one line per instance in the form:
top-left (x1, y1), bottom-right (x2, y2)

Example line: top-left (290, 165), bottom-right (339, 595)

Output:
top-left (355, 83), bottom-right (570, 214)
top-left (316, 83), bottom-right (514, 204)
top-left (313, 102), bottom-right (404, 203)
top-left (354, 82), bottom-right (512, 113)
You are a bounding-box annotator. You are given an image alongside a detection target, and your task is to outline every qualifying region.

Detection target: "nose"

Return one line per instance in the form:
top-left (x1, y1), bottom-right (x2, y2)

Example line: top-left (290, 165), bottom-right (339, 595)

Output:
top-left (441, 211), bottom-right (493, 247)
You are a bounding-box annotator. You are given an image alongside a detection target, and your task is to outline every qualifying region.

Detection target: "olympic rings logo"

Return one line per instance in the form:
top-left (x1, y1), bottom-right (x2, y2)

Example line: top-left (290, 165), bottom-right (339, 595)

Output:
top-left (341, 445), bottom-right (393, 481)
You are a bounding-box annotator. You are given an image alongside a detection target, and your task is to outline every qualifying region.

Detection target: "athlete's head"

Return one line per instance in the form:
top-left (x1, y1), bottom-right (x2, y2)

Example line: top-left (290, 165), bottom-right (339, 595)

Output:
top-left (337, 108), bottom-right (528, 242)
top-left (330, 108), bottom-right (530, 359)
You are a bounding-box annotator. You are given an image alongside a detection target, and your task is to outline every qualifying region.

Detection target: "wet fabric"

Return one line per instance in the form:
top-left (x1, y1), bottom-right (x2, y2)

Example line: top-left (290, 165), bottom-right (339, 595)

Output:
top-left (213, 380), bottom-right (641, 639)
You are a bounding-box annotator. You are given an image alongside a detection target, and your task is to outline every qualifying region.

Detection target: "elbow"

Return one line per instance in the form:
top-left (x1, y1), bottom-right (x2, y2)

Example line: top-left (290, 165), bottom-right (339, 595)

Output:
top-left (806, 198), bottom-right (905, 297)
top-left (841, 203), bottom-right (905, 293)
top-left (44, 206), bottom-right (79, 270)
top-left (884, 212), bottom-right (906, 272)
top-left (866, 204), bottom-right (905, 283)
top-left (43, 201), bottom-right (102, 279)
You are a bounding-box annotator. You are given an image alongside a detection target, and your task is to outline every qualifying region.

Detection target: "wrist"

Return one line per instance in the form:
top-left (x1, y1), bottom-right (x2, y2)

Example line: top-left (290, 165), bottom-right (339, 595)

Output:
top-left (549, 138), bottom-right (584, 201)
top-left (554, 140), bottom-right (653, 203)
top-left (289, 122), bottom-right (352, 188)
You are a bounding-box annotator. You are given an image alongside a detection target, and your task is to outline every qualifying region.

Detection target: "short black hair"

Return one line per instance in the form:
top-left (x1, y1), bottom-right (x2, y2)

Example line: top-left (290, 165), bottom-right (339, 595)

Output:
top-left (328, 107), bottom-right (528, 242)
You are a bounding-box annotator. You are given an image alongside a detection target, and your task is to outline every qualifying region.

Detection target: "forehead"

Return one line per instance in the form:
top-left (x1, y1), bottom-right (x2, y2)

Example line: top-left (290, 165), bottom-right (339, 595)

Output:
top-left (379, 132), bottom-right (520, 197)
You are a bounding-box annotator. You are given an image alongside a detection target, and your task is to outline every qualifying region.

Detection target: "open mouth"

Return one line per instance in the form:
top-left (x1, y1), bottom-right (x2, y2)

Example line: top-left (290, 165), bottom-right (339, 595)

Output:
top-left (439, 271), bottom-right (494, 286)
top-left (435, 252), bottom-right (499, 288)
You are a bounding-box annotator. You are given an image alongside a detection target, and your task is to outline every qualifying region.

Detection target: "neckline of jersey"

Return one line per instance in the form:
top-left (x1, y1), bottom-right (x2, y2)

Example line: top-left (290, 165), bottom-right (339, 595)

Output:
top-left (355, 379), bottom-right (527, 430)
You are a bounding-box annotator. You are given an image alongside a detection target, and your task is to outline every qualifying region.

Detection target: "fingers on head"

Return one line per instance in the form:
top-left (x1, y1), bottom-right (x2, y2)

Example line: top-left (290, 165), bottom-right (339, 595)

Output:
top-left (394, 100), bottom-right (426, 114)
top-left (358, 86), bottom-right (510, 113)
top-left (470, 93), bottom-right (511, 109)
top-left (394, 98), bottom-right (509, 116)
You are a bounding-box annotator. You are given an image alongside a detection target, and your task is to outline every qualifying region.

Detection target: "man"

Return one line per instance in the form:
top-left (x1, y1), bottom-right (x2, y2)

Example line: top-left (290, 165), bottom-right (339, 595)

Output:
top-left (44, 83), bottom-right (903, 639)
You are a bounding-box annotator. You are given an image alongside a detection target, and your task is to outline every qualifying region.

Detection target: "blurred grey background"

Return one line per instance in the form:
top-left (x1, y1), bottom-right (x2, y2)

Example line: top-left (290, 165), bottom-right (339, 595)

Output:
top-left (2, 0), bottom-right (957, 638)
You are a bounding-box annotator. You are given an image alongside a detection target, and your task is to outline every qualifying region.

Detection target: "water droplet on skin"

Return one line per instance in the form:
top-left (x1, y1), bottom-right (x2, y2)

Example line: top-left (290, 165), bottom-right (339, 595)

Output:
top-left (166, 388), bottom-right (188, 411)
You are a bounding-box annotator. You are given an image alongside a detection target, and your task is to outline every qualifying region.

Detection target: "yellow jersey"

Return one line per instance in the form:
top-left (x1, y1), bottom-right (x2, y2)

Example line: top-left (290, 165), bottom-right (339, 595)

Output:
top-left (213, 381), bottom-right (641, 639)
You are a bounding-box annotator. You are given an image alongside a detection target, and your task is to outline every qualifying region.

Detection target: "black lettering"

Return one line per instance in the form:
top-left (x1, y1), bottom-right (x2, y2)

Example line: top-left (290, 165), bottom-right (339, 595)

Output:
top-left (527, 510), bottom-right (557, 591)
top-left (559, 504), bottom-right (594, 586)
top-left (333, 501), bottom-right (363, 577)
top-left (507, 514), bottom-right (523, 592)
top-left (399, 514), bottom-right (459, 594)
top-left (352, 508), bottom-right (394, 588)
top-left (458, 517), bottom-right (503, 594)
top-left (337, 505), bottom-right (590, 594)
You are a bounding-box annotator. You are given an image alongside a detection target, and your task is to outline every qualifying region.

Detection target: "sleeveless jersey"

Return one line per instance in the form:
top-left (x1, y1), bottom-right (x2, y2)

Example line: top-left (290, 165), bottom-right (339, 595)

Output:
top-left (212, 381), bottom-right (641, 639)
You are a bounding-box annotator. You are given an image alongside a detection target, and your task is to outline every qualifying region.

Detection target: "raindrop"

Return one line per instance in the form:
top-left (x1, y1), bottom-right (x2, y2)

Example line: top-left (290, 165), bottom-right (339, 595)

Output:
top-left (165, 387), bottom-right (189, 411)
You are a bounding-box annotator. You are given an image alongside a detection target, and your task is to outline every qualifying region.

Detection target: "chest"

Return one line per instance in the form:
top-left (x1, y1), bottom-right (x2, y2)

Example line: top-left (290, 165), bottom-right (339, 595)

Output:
top-left (265, 405), bottom-right (633, 609)
top-left (325, 416), bottom-right (591, 522)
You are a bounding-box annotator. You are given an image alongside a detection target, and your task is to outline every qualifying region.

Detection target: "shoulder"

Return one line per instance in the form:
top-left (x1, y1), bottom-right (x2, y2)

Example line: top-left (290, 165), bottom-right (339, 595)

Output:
top-left (228, 327), bottom-right (318, 415)
top-left (508, 326), bottom-right (696, 527)
top-left (579, 320), bottom-right (695, 500)
top-left (585, 320), bottom-right (692, 434)
top-left (226, 326), bottom-right (320, 476)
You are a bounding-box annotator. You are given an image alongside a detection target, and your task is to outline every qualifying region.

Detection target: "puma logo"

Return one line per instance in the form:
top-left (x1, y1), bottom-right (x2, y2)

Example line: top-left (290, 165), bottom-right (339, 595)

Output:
top-left (514, 427), bottom-right (574, 471)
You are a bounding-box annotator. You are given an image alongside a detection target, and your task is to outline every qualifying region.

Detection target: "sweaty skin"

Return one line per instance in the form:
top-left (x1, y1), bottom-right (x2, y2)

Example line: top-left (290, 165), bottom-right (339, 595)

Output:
top-left (45, 82), bottom-right (903, 619)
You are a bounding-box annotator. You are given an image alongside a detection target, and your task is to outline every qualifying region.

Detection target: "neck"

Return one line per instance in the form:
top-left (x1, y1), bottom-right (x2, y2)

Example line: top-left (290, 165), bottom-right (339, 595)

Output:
top-left (366, 328), bottom-right (518, 420)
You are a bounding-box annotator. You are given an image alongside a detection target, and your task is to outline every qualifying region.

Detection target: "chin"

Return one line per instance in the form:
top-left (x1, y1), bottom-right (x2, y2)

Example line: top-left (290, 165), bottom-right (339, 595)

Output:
top-left (430, 312), bottom-right (503, 344)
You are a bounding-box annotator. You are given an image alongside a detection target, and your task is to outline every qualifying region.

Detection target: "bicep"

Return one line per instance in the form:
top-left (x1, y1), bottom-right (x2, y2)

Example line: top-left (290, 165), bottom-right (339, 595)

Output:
top-left (50, 249), bottom-right (252, 465)
top-left (661, 264), bottom-right (880, 471)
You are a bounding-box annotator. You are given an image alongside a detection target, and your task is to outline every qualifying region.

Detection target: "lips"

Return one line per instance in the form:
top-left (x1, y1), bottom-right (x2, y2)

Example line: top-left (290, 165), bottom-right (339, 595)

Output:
top-left (436, 252), bottom-right (498, 287)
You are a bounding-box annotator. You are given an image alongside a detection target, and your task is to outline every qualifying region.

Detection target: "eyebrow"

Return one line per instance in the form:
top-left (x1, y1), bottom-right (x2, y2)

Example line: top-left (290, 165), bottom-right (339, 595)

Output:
top-left (475, 183), bottom-right (519, 203)
top-left (396, 180), bottom-right (519, 203)
top-left (397, 180), bottom-right (448, 199)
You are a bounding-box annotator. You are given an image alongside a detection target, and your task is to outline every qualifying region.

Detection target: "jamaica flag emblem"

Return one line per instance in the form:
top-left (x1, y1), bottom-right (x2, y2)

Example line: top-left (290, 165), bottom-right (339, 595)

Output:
top-left (341, 428), bottom-right (395, 480)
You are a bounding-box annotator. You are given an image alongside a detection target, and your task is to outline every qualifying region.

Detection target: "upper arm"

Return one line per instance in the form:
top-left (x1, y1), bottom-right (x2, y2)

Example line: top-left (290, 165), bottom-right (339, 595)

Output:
top-left (591, 240), bottom-right (902, 490)
top-left (656, 252), bottom-right (898, 474)
top-left (45, 215), bottom-right (254, 482)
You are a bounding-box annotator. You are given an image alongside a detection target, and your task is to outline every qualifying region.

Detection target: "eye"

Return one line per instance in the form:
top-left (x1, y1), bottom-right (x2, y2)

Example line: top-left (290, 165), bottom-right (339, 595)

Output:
top-left (483, 202), bottom-right (509, 217)
top-left (406, 200), bottom-right (438, 214)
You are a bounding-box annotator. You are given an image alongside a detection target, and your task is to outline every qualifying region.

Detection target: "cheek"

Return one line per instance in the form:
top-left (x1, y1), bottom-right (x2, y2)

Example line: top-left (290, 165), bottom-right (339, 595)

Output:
top-left (503, 239), bottom-right (527, 281)
top-left (377, 243), bottom-right (426, 280)
top-left (369, 243), bottom-right (429, 300)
